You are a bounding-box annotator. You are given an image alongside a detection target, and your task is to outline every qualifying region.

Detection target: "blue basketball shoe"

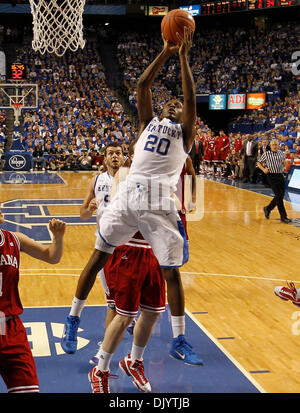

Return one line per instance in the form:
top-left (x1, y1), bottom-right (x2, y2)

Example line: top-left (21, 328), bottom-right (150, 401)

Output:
top-left (170, 335), bottom-right (203, 366)
top-left (61, 315), bottom-right (80, 354)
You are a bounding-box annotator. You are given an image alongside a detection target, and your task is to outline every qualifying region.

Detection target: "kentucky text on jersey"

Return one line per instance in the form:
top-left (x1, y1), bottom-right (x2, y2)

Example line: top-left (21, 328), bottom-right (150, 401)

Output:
top-left (146, 121), bottom-right (181, 140)
top-left (97, 184), bottom-right (111, 193)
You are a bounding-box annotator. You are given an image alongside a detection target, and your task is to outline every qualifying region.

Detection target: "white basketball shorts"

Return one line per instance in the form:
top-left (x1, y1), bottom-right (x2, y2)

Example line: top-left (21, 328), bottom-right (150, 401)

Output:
top-left (94, 181), bottom-right (189, 268)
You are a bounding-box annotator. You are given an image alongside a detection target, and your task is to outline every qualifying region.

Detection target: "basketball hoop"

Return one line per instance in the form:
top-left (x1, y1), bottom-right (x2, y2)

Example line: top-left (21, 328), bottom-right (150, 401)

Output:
top-left (29, 0), bottom-right (86, 57)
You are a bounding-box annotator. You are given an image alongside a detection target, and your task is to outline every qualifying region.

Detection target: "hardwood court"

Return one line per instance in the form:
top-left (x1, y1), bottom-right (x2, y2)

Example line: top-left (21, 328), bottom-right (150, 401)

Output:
top-left (1, 171), bottom-right (299, 393)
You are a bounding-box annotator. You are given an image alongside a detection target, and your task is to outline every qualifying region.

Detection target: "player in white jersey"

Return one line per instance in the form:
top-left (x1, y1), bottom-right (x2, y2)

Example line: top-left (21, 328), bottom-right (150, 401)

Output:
top-left (61, 142), bottom-right (124, 354)
top-left (79, 142), bottom-right (123, 223)
top-left (62, 27), bottom-right (202, 365)
top-left (129, 116), bottom-right (187, 192)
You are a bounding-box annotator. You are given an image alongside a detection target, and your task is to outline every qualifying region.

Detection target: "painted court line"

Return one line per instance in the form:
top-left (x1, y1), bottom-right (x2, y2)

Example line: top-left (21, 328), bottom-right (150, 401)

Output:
top-left (181, 271), bottom-right (298, 283)
top-left (250, 370), bottom-right (270, 374)
top-left (195, 210), bottom-right (264, 213)
top-left (192, 311), bottom-right (208, 314)
top-left (217, 337), bottom-right (235, 340)
top-left (23, 304), bottom-right (105, 309)
top-left (185, 308), bottom-right (267, 393)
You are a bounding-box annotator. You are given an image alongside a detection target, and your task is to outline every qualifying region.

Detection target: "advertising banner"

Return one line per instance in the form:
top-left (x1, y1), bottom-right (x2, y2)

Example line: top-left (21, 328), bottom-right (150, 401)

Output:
top-left (149, 6), bottom-right (168, 15)
top-left (227, 94), bottom-right (246, 109)
top-left (209, 94), bottom-right (226, 110)
top-left (246, 93), bottom-right (266, 109)
top-left (179, 4), bottom-right (201, 15)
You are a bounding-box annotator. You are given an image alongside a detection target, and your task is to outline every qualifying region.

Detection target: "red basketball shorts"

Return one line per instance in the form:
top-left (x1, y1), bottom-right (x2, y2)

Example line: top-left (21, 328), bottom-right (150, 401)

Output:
top-left (0, 317), bottom-right (39, 393)
top-left (214, 150), bottom-right (228, 161)
top-left (100, 245), bottom-right (166, 317)
top-left (203, 151), bottom-right (215, 162)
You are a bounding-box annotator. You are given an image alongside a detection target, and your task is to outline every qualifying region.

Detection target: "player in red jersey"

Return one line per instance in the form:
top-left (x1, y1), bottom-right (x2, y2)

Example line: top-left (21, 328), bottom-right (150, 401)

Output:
top-left (214, 130), bottom-right (230, 177)
top-left (89, 226), bottom-right (166, 393)
top-left (234, 133), bottom-right (243, 153)
top-left (215, 130), bottom-right (230, 161)
top-left (0, 211), bottom-right (66, 393)
top-left (203, 131), bottom-right (217, 175)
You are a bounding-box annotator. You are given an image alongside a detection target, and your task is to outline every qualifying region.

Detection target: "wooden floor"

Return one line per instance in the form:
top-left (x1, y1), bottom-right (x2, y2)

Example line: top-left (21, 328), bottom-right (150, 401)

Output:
top-left (1, 171), bottom-right (299, 393)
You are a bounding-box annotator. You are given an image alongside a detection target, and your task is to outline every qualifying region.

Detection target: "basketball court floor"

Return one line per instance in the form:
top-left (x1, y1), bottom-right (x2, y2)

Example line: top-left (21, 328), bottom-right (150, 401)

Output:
top-left (0, 170), bottom-right (299, 394)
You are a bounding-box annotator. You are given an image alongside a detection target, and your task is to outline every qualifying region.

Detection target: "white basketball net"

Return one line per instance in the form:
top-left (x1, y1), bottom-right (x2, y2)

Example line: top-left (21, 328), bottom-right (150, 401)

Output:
top-left (29, 0), bottom-right (86, 57)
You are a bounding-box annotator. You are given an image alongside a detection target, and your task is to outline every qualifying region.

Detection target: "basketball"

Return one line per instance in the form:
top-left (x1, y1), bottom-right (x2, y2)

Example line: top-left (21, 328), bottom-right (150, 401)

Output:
top-left (161, 9), bottom-right (195, 45)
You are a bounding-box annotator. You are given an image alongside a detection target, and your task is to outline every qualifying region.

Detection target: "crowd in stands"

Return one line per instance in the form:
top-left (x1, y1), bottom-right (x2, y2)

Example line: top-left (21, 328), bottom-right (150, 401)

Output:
top-left (117, 20), bottom-right (299, 104)
top-left (4, 39), bottom-right (137, 171)
top-left (193, 21), bottom-right (298, 96)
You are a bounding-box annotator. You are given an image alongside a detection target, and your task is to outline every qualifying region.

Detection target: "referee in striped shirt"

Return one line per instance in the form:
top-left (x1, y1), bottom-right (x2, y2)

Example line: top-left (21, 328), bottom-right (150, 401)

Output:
top-left (256, 139), bottom-right (291, 223)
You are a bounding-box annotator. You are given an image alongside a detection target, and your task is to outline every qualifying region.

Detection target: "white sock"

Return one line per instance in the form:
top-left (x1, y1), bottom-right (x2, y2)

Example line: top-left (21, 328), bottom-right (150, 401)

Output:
top-left (69, 297), bottom-right (86, 317)
top-left (171, 315), bottom-right (185, 338)
top-left (131, 344), bottom-right (145, 362)
top-left (97, 348), bottom-right (113, 372)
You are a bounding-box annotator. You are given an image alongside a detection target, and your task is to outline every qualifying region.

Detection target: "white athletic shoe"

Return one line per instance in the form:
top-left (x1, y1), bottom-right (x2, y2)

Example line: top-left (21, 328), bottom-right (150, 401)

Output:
top-left (274, 282), bottom-right (300, 307)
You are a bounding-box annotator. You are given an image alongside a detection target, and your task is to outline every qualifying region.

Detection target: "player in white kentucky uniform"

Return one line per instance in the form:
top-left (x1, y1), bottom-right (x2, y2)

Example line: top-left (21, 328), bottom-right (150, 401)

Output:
top-left (62, 28), bottom-right (203, 368)
top-left (94, 170), bottom-right (113, 229)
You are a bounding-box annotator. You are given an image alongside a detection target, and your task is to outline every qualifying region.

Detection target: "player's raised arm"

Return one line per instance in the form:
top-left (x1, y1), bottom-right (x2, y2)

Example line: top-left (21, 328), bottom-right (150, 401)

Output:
top-left (80, 175), bottom-right (98, 220)
top-left (16, 218), bottom-right (66, 264)
top-left (137, 37), bottom-right (179, 135)
top-left (177, 27), bottom-right (196, 153)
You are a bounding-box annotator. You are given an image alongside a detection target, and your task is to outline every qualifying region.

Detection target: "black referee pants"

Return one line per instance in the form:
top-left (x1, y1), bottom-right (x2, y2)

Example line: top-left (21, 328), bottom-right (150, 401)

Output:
top-left (266, 173), bottom-right (287, 219)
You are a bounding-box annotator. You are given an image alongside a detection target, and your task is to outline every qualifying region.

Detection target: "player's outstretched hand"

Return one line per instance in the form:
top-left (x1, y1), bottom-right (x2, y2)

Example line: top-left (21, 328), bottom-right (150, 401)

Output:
top-left (176, 26), bottom-right (193, 56)
top-left (49, 218), bottom-right (66, 238)
top-left (162, 34), bottom-right (179, 56)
